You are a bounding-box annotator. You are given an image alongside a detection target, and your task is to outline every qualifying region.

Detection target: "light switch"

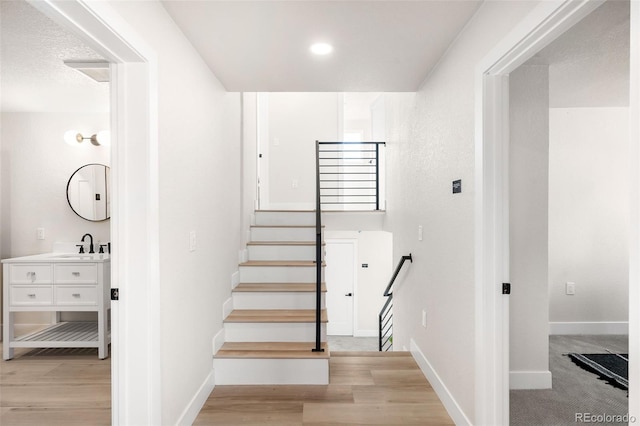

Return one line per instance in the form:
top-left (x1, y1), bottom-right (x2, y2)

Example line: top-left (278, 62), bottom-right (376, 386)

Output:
top-left (422, 310), bottom-right (427, 328)
top-left (292, 179), bottom-right (299, 188)
top-left (418, 225), bottom-right (423, 241)
top-left (566, 282), bottom-right (575, 295)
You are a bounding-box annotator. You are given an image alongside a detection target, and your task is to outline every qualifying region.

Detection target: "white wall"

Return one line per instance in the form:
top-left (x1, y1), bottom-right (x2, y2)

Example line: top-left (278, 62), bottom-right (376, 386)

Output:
top-left (383, 1), bottom-right (541, 422)
top-left (549, 107), bottom-right (629, 328)
top-left (264, 92), bottom-right (339, 209)
top-left (324, 229), bottom-right (392, 335)
top-left (1, 112), bottom-right (110, 325)
top-left (242, 92), bottom-right (258, 244)
top-left (105, 2), bottom-right (242, 424)
top-left (508, 65), bottom-right (551, 389)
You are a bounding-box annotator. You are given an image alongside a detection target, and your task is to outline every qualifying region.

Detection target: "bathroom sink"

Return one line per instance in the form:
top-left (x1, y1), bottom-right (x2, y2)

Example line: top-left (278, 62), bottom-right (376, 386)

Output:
top-left (51, 254), bottom-right (98, 260)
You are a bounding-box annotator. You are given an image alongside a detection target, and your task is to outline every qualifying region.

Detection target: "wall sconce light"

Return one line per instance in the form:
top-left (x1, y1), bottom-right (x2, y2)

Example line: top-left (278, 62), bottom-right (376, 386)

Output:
top-left (64, 130), bottom-right (111, 147)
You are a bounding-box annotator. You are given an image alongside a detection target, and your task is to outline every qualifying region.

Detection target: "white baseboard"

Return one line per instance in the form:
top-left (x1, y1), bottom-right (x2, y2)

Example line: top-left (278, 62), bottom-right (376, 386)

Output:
top-left (212, 328), bottom-right (225, 355)
top-left (509, 370), bottom-right (552, 390)
top-left (238, 249), bottom-right (248, 264)
top-left (410, 339), bottom-right (472, 426)
top-left (231, 271), bottom-right (239, 290)
top-left (549, 321), bottom-right (629, 335)
top-left (223, 297), bottom-right (233, 320)
top-left (354, 329), bottom-right (378, 337)
top-left (176, 368), bottom-right (215, 426)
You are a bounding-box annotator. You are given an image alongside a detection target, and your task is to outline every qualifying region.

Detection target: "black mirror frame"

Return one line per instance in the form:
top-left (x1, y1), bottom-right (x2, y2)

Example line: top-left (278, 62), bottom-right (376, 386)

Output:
top-left (66, 163), bottom-right (110, 222)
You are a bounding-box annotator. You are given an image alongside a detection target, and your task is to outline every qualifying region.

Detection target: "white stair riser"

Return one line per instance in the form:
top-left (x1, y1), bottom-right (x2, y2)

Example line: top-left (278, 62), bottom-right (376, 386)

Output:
top-left (251, 227), bottom-right (318, 242)
top-left (214, 358), bottom-right (329, 385)
top-left (248, 244), bottom-right (317, 261)
top-left (255, 211), bottom-right (316, 226)
top-left (240, 266), bottom-right (323, 282)
top-left (233, 292), bottom-right (325, 309)
top-left (224, 322), bottom-right (327, 342)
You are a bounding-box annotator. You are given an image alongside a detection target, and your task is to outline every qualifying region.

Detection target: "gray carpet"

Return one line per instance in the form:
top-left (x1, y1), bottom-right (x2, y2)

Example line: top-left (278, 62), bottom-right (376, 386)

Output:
top-left (510, 335), bottom-right (629, 426)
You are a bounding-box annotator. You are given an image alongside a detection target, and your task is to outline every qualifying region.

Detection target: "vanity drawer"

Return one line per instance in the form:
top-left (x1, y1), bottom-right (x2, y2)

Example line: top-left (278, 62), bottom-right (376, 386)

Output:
top-left (10, 264), bottom-right (52, 284)
top-left (54, 264), bottom-right (98, 283)
top-left (55, 286), bottom-right (98, 306)
top-left (10, 286), bottom-right (53, 306)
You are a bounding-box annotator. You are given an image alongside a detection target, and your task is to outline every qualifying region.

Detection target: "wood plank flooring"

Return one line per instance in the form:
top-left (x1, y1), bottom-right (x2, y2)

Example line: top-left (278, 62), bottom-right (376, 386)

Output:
top-left (1, 344), bottom-right (453, 425)
top-left (195, 351), bottom-right (454, 425)
top-left (0, 344), bottom-right (111, 426)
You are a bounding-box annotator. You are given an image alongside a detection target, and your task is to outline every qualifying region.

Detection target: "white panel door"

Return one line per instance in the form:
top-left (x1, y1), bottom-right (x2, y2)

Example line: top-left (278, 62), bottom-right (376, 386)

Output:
top-left (325, 240), bottom-right (355, 335)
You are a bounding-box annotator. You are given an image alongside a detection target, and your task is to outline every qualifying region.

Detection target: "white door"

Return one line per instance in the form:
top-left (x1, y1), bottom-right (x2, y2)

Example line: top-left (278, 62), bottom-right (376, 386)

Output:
top-left (325, 240), bottom-right (356, 335)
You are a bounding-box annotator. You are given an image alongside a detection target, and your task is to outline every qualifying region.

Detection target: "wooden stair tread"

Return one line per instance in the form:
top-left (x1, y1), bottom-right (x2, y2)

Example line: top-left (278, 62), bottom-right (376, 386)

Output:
top-left (247, 241), bottom-right (325, 246)
top-left (216, 342), bottom-right (330, 359)
top-left (225, 309), bottom-right (328, 323)
top-left (256, 210), bottom-right (315, 213)
top-left (234, 283), bottom-right (327, 292)
top-left (240, 260), bottom-right (325, 267)
top-left (251, 225), bottom-right (323, 229)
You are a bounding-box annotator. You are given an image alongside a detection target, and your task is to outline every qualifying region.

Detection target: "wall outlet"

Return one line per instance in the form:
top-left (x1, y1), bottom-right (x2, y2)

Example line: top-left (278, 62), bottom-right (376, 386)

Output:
top-left (273, 137), bottom-right (280, 146)
top-left (566, 282), bottom-right (575, 295)
top-left (421, 309), bottom-right (427, 328)
top-left (189, 230), bottom-right (196, 252)
top-left (36, 227), bottom-right (45, 240)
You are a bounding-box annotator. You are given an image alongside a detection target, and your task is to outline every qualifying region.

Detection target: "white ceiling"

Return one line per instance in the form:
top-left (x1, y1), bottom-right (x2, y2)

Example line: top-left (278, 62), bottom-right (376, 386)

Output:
top-left (526, 0), bottom-right (629, 108)
top-left (161, 0), bottom-right (482, 92)
top-left (0, 0), bottom-right (109, 113)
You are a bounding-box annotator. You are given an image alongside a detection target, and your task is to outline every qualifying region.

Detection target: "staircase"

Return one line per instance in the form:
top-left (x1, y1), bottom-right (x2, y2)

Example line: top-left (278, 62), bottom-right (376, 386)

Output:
top-left (214, 210), bottom-right (330, 385)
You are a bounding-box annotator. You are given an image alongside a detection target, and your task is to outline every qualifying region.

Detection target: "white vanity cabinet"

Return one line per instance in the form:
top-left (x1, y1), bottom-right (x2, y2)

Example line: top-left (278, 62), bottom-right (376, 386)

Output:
top-left (2, 254), bottom-right (110, 360)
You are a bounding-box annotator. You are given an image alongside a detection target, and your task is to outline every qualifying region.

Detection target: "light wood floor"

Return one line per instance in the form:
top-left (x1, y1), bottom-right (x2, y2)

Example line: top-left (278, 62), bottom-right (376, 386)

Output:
top-left (1, 345), bottom-right (453, 425)
top-left (195, 351), bottom-right (454, 425)
top-left (0, 344), bottom-right (111, 426)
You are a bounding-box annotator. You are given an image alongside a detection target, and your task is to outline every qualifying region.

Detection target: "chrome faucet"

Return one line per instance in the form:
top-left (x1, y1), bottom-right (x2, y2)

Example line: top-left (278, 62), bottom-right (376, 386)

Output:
top-left (81, 233), bottom-right (95, 254)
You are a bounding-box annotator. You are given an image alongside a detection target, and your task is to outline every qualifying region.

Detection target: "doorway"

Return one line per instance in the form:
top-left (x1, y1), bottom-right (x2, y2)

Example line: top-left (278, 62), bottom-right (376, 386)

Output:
top-left (28, 1), bottom-right (161, 424)
top-left (508, 2), bottom-right (630, 421)
top-left (325, 239), bottom-right (356, 336)
top-left (476, 0), bottom-right (640, 424)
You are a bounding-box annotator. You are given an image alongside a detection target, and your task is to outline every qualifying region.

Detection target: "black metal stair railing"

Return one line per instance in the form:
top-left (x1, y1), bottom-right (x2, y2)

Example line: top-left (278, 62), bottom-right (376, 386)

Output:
top-left (379, 254), bottom-right (413, 351)
top-left (312, 140), bottom-right (324, 353)
top-left (317, 141), bottom-right (385, 211)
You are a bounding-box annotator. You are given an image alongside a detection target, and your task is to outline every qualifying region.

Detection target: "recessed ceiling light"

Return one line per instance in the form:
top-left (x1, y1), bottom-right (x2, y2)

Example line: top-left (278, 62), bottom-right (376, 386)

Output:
top-left (310, 43), bottom-right (333, 56)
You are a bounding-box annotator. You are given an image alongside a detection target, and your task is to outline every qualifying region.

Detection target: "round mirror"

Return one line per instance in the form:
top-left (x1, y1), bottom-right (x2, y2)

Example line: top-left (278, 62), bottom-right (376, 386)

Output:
top-left (66, 163), bottom-right (110, 222)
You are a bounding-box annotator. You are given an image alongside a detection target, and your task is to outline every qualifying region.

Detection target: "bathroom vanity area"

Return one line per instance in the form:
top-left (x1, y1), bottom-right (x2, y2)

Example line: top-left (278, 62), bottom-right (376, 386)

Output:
top-left (2, 252), bottom-right (110, 360)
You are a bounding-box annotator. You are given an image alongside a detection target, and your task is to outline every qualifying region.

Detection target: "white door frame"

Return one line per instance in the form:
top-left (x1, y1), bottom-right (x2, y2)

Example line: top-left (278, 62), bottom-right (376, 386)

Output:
top-left (31, 1), bottom-right (161, 424)
top-left (473, 0), bottom-right (640, 424)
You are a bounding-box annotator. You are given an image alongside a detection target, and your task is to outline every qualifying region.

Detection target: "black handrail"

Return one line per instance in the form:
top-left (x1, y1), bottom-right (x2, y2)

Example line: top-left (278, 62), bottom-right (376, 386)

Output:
top-left (317, 141), bottom-right (386, 211)
top-left (379, 254), bottom-right (412, 351)
top-left (312, 140), bottom-right (324, 353)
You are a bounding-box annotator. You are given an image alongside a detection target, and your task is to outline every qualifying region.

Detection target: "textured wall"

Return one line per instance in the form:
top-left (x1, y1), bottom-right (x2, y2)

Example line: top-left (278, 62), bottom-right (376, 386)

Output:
top-left (383, 1), bottom-right (541, 420)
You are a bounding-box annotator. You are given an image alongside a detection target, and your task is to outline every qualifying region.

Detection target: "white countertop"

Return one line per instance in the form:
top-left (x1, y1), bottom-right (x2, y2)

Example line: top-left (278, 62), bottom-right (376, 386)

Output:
top-left (2, 252), bottom-right (111, 263)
